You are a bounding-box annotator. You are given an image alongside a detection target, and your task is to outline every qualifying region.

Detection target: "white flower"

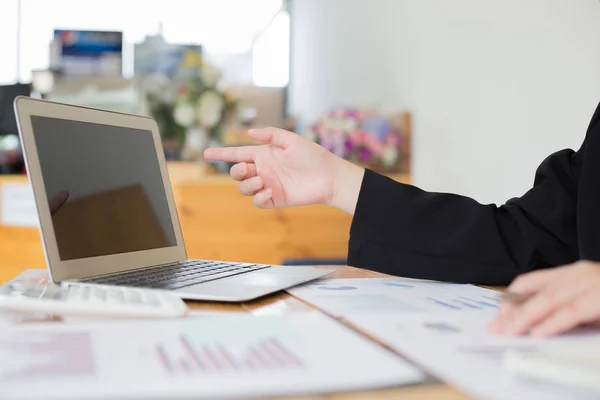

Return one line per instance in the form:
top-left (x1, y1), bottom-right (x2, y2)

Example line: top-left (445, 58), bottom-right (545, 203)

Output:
top-left (182, 127), bottom-right (209, 161)
top-left (184, 127), bottom-right (208, 150)
top-left (142, 73), bottom-right (169, 95)
top-left (173, 102), bottom-right (196, 127)
top-left (0, 135), bottom-right (19, 151)
top-left (156, 86), bottom-right (176, 103)
top-left (196, 91), bottom-right (224, 128)
top-left (381, 146), bottom-right (399, 167)
top-left (202, 64), bottom-right (222, 88)
top-left (343, 119), bottom-right (358, 132)
top-left (331, 118), bottom-right (346, 131)
top-left (321, 118), bottom-right (333, 132)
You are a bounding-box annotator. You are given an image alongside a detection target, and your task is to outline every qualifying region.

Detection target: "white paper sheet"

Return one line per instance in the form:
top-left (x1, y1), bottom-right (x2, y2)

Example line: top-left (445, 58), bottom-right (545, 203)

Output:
top-left (287, 278), bottom-right (503, 317)
top-left (185, 309), bottom-right (246, 317)
top-left (1, 183), bottom-right (39, 227)
top-left (0, 311), bottom-right (425, 399)
top-left (0, 311), bottom-right (15, 330)
top-left (346, 312), bottom-right (600, 400)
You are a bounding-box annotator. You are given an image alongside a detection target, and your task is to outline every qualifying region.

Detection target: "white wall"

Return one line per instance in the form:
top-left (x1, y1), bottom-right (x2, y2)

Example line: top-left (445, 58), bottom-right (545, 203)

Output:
top-left (289, 0), bottom-right (600, 204)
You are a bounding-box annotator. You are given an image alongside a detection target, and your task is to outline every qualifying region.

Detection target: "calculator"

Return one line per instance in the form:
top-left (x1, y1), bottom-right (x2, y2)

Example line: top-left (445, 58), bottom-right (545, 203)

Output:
top-left (0, 282), bottom-right (188, 319)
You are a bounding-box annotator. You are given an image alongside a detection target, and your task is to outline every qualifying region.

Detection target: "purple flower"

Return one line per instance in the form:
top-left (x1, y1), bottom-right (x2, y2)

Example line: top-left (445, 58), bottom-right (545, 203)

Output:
top-left (358, 147), bottom-right (372, 163)
top-left (332, 134), bottom-right (346, 157)
top-left (360, 115), bottom-right (391, 142)
top-left (384, 132), bottom-right (403, 147)
top-left (345, 137), bottom-right (354, 153)
top-left (320, 135), bottom-right (335, 153)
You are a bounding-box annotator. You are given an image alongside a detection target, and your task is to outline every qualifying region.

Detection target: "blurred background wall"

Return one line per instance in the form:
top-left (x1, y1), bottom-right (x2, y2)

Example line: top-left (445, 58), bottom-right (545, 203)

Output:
top-left (2, 0), bottom-right (600, 267)
top-left (289, 0), bottom-right (600, 203)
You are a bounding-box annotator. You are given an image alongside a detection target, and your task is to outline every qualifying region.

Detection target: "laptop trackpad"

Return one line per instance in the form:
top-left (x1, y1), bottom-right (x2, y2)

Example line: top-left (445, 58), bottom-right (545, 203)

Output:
top-left (176, 271), bottom-right (308, 302)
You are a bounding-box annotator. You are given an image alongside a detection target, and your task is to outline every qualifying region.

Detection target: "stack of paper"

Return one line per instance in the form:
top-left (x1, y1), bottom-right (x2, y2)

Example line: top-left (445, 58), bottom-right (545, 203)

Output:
top-left (346, 312), bottom-right (600, 400)
top-left (0, 311), bottom-right (425, 399)
top-left (288, 278), bottom-right (600, 400)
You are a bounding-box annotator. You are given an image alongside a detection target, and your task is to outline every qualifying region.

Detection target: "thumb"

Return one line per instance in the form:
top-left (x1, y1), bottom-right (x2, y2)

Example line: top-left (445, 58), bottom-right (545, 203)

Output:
top-left (248, 127), bottom-right (295, 149)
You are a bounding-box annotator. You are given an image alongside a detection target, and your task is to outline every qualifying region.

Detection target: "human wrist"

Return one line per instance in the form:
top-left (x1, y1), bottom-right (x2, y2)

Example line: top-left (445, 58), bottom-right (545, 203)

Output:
top-left (327, 157), bottom-right (365, 215)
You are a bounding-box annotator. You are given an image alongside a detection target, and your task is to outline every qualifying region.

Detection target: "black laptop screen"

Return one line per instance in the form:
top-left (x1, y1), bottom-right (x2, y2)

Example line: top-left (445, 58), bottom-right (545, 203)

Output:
top-left (30, 115), bottom-right (177, 260)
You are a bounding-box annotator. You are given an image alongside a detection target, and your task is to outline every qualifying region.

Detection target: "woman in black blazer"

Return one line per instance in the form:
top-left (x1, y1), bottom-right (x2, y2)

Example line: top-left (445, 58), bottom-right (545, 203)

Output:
top-left (205, 102), bottom-right (600, 337)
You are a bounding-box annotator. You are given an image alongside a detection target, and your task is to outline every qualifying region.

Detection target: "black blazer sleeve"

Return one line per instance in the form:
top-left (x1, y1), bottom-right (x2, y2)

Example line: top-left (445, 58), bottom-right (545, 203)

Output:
top-left (348, 105), bottom-right (600, 285)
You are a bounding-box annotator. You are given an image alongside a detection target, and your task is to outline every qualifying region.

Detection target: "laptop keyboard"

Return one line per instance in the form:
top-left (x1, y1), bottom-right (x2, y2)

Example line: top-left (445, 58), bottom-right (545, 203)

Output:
top-left (79, 260), bottom-right (270, 290)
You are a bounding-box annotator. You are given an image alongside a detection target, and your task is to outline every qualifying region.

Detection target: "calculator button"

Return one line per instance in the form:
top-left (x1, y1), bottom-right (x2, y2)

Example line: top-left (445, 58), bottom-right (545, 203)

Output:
top-left (104, 288), bottom-right (123, 304)
top-left (88, 287), bottom-right (106, 303)
top-left (123, 289), bottom-right (143, 304)
top-left (81, 285), bottom-right (91, 299)
top-left (142, 292), bottom-right (161, 306)
top-left (67, 285), bottom-right (84, 301)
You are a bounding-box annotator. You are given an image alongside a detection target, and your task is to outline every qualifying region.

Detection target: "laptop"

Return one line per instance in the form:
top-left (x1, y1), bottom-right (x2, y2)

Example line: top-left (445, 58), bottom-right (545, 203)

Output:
top-left (14, 97), bottom-right (333, 302)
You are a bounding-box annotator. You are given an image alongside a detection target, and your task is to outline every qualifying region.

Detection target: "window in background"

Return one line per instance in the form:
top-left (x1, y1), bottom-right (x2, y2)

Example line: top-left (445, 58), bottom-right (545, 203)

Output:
top-left (252, 10), bottom-right (290, 87)
top-left (159, 0), bottom-right (287, 86)
top-left (0, 0), bottom-right (19, 84)
top-left (18, 0), bottom-right (161, 81)
top-left (160, 0), bottom-right (282, 54)
top-left (10, 0), bottom-right (289, 86)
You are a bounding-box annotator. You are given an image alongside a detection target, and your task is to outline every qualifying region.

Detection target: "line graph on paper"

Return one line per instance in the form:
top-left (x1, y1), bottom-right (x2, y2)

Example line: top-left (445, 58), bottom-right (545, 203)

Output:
top-left (289, 278), bottom-right (505, 317)
top-left (425, 295), bottom-right (501, 311)
top-left (155, 336), bottom-right (305, 374)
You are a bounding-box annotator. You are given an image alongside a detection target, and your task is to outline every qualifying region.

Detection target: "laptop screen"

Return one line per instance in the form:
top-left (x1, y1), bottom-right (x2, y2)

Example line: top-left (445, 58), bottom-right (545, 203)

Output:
top-left (30, 115), bottom-right (177, 261)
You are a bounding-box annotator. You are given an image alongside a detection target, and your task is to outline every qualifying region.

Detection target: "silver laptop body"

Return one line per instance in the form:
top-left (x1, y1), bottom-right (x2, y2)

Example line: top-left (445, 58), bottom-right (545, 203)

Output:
top-left (14, 97), bottom-right (332, 302)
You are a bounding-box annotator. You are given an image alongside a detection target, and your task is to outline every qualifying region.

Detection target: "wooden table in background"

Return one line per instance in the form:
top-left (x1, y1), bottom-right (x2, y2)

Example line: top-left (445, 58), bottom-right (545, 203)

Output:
top-left (0, 264), bottom-right (471, 400)
top-left (0, 163), bottom-right (411, 269)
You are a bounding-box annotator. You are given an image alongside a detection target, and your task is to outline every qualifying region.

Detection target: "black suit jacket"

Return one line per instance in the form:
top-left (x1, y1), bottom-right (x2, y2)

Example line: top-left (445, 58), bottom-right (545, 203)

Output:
top-left (348, 102), bottom-right (600, 285)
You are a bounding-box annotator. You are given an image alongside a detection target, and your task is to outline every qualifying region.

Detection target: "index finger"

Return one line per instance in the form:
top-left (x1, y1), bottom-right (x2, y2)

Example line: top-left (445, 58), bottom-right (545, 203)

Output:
top-left (204, 146), bottom-right (256, 163)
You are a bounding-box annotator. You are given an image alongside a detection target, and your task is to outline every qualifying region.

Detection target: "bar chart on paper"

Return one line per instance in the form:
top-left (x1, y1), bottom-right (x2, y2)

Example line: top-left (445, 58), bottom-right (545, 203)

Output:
top-left (425, 295), bottom-right (500, 311)
top-left (1, 312), bottom-right (427, 400)
top-left (287, 278), bottom-right (503, 317)
top-left (155, 335), bottom-right (304, 374)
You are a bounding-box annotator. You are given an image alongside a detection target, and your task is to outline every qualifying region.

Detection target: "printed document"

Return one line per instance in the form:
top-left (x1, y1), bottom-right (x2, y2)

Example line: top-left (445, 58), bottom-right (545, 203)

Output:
top-left (0, 311), bottom-right (425, 399)
top-left (346, 312), bottom-right (600, 400)
top-left (1, 183), bottom-right (39, 227)
top-left (287, 278), bottom-right (502, 318)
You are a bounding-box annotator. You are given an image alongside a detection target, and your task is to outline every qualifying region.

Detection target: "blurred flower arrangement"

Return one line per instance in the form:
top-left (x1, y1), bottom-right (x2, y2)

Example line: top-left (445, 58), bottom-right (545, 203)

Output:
top-left (304, 108), bottom-right (405, 171)
top-left (142, 57), bottom-right (237, 160)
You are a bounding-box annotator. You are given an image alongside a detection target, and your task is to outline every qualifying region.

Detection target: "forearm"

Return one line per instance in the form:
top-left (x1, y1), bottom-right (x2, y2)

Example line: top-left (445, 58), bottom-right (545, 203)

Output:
top-left (327, 157), bottom-right (365, 215)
